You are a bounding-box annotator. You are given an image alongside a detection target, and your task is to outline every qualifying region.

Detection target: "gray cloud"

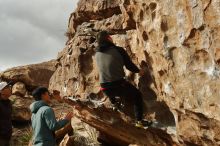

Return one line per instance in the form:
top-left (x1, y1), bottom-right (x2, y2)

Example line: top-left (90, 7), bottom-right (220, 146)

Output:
top-left (0, 0), bottom-right (78, 70)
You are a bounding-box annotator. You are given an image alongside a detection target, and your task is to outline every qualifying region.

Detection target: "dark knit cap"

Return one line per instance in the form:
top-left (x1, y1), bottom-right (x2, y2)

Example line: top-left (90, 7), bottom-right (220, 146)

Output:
top-left (96, 31), bottom-right (110, 45)
top-left (32, 87), bottom-right (48, 101)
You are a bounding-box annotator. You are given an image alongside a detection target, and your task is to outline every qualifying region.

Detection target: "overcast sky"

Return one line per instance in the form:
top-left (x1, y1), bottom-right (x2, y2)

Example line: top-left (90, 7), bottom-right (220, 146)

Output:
top-left (0, 0), bottom-right (78, 71)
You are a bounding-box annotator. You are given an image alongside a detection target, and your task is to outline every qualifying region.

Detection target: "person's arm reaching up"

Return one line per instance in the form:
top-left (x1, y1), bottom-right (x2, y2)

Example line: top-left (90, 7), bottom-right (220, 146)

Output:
top-left (117, 47), bottom-right (140, 73)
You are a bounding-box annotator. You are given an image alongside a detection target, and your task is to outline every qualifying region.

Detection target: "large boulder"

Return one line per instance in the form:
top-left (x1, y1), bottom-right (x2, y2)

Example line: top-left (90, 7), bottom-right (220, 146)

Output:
top-left (1, 60), bottom-right (56, 91)
top-left (65, 98), bottom-right (176, 146)
top-left (58, 117), bottom-right (100, 146)
top-left (12, 82), bottom-right (27, 96)
top-left (49, 0), bottom-right (220, 145)
top-left (10, 95), bottom-right (33, 122)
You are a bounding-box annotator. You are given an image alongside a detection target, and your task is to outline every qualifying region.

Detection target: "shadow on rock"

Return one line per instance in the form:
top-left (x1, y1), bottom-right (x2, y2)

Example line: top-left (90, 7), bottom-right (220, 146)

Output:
top-left (139, 61), bottom-right (176, 128)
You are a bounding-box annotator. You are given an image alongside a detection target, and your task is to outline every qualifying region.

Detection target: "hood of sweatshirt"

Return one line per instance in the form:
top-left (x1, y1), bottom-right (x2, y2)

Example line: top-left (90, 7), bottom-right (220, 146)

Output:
top-left (30, 100), bottom-right (48, 113)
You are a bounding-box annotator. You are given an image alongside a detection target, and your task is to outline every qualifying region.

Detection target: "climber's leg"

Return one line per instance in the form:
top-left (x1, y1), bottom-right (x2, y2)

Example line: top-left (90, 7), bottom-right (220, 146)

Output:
top-left (120, 81), bottom-right (143, 121)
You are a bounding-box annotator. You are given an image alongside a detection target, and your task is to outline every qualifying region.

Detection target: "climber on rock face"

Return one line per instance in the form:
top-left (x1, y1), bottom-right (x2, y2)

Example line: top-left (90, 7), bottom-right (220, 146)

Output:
top-left (0, 81), bottom-right (13, 146)
top-left (95, 31), bottom-right (152, 128)
top-left (30, 87), bottom-right (73, 146)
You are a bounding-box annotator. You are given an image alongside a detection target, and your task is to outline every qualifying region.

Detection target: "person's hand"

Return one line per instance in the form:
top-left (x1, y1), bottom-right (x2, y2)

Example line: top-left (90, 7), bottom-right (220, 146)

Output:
top-left (53, 90), bottom-right (60, 96)
top-left (52, 90), bottom-right (62, 102)
top-left (139, 69), bottom-right (145, 76)
top-left (73, 105), bottom-right (81, 110)
top-left (64, 112), bottom-right (73, 121)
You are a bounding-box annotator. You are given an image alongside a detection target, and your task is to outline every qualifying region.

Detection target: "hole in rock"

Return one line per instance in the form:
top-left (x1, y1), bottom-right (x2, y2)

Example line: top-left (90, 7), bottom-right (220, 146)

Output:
top-left (161, 19), bottom-right (168, 32)
top-left (140, 10), bottom-right (144, 21)
top-left (89, 37), bottom-right (96, 44)
top-left (149, 2), bottom-right (157, 11)
top-left (142, 31), bottom-right (149, 41)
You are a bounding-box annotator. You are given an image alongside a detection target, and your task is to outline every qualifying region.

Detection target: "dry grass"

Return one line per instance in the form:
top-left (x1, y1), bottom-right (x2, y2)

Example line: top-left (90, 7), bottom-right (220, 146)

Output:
top-left (11, 126), bottom-right (32, 146)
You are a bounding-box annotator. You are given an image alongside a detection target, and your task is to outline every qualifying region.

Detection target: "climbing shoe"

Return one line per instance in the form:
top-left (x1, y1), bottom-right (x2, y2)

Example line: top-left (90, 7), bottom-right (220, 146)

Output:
top-left (112, 103), bottom-right (120, 111)
top-left (135, 121), bottom-right (144, 128)
top-left (112, 101), bottom-right (124, 112)
top-left (112, 105), bottom-right (118, 111)
top-left (142, 120), bottom-right (153, 127)
top-left (135, 120), bottom-right (153, 129)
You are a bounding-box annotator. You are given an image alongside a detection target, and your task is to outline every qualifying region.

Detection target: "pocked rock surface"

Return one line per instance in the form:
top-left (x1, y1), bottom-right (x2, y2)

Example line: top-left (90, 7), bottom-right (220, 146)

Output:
top-left (48, 0), bottom-right (220, 145)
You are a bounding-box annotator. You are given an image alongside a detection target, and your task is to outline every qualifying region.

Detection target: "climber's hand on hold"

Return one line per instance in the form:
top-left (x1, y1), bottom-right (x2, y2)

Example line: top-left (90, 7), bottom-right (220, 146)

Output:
top-left (139, 69), bottom-right (145, 76)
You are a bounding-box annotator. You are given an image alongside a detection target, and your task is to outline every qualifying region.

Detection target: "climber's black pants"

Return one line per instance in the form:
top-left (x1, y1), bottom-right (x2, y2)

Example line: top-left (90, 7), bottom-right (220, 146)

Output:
top-left (101, 80), bottom-right (143, 121)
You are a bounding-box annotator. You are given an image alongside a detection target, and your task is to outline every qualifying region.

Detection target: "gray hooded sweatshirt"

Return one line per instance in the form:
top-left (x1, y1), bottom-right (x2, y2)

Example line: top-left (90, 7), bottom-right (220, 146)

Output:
top-left (95, 42), bottom-right (140, 84)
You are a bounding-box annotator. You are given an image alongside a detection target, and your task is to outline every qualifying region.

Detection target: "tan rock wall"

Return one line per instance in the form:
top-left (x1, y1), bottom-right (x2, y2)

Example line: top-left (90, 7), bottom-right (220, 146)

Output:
top-left (49, 0), bottom-right (220, 145)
